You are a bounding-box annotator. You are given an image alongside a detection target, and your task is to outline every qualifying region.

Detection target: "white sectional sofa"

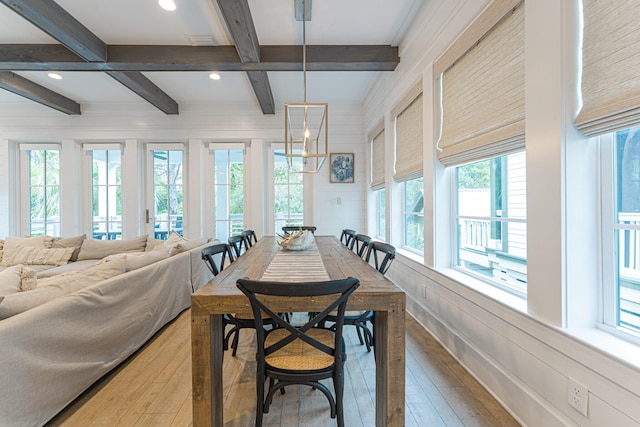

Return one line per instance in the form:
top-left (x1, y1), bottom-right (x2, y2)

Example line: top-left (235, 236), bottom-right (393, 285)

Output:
top-left (0, 233), bottom-right (214, 426)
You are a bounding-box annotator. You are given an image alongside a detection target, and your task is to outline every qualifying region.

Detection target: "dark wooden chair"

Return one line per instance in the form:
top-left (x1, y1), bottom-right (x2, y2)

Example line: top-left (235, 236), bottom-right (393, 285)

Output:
top-left (282, 225), bottom-right (316, 235)
top-left (236, 277), bottom-right (360, 427)
top-left (228, 234), bottom-right (248, 258)
top-left (328, 241), bottom-right (396, 352)
top-left (339, 229), bottom-right (356, 247)
top-left (349, 233), bottom-right (372, 258)
top-left (365, 241), bottom-right (396, 275)
top-left (201, 243), bottom-right (234, 276)
top-left (242, 229), bottom-right (258, 248)
top-left (201, 242), bottom-right (266, 356)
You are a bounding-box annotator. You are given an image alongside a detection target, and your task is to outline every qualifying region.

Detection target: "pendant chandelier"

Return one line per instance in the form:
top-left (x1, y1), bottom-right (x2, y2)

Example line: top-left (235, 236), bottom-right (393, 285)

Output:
top-left (284, 0), bottom-right (328, 174)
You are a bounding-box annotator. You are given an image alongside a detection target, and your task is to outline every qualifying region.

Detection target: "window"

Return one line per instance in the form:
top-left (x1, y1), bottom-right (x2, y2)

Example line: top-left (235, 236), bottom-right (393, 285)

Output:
top-left (375, 189), bottom-right (386, 240)
top-left (152, 149), bottom-right (183, 239)
top-left (403, 179), bottom-right (423, 252)
top-left (24, 148), bottom-right (60, 236)
top-left (273, 148), bottom-right (303, 232)
top-left (214, 148), bottom-right (244, 242)
top-left (455, 151), bottom-right (527, 294)
top-left (604, 127), bottom-right (640, 334)
top-left (91, 150), bottom-right (122, 240)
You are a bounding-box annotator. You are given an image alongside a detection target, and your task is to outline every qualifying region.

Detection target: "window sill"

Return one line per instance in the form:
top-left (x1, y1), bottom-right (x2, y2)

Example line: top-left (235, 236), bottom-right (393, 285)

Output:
top-left (438, 267), bottom-right (528, 313)
top-left (396, 247), bottom-right (423, 265)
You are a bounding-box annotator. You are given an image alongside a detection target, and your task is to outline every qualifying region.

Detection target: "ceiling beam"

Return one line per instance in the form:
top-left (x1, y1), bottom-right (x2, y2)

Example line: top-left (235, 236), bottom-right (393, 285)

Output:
top-left (0, 44), bottom-right (400, 71)
top-left (0, 0), bottom-right (106, 62)
top-left (107, 71), bottom-right (178, 115)
top-left (215, 0), bottom-right (274, 114)
top-left (0, 71), bottom-right (80, 114)
top-left (0, 0), bottom-right (179, 114)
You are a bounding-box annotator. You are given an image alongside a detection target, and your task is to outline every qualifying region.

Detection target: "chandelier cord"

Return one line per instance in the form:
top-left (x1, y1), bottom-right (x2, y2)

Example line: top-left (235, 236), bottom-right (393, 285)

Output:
top-left (302, 0), bottom-right (307, 104)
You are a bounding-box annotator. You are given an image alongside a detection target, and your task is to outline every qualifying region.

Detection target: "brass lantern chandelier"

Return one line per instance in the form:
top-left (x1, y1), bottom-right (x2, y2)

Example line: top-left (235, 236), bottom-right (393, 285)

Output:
top-left (285, 0), bottom-right (328, 174)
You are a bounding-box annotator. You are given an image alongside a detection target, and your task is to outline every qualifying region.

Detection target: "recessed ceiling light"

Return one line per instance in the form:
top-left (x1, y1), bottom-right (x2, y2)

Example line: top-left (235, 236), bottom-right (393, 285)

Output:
top-left (209, 73), bottom-right (221, 80)
top-left (47, 73), bottom-right (62, 80)
top-left (159, 0), bottom-right (176, 11)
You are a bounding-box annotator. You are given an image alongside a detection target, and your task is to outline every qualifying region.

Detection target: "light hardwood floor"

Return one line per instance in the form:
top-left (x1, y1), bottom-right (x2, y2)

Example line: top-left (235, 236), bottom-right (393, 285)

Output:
top-left (46, 309), bottom-right (520, 426)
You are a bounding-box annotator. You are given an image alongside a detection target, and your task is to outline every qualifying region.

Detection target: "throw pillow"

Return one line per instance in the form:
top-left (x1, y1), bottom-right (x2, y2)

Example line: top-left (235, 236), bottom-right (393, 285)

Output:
top-left (145, 237), bottom-right (166, 252)
top-left (1, 246), bottom-right (75, 267)
top-left (76, 235), bottom-right (148, 261)
top-left (0, 265), bottom-right (23, 296)
top-left (51, 234), bottom-right (86, 262)
top-left (0, 265), bottom-right (39, 296)
top-left (1, 235), bottom-right (53, 266)
top-left (168, 237), bottom-right (208, 256)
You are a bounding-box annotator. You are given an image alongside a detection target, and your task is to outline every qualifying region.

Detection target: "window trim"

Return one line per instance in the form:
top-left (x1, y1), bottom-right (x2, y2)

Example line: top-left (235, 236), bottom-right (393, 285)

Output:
top-left (19, 144), bottom-right (61, 236)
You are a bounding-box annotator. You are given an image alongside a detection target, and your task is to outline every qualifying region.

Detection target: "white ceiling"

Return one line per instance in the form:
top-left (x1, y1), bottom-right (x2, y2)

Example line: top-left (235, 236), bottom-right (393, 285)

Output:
top-left (0, 0), bottom-right (424, 111)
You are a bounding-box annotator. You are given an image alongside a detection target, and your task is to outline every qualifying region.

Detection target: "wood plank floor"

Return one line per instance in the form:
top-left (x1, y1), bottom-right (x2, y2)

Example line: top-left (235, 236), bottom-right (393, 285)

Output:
top-left (46, 309), bottom-right (520, 427)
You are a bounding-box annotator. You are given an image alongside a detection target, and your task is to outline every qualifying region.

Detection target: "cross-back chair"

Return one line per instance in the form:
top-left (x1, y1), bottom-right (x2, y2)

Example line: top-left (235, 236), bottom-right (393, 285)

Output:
top-left (282, 225), bottom-right (317, 235)
top-left (201, 243), bottom-right (235, 276)
top-left (201, 242), bottom-right (267, 356)
top-left (349, 233), bottom-right (372, 258)
top-left (228, 234), bottom-right (248, 258)
top-left (339, 229), bottom-right (356, 247)
top-left (365, 241), bottom-right (396, 275)
top-left (326, 240), bottom-right (397, 353)
top-left (242, 229), bottom-right (258, 248)
top-left (236, 277), bottom-right (360, 427)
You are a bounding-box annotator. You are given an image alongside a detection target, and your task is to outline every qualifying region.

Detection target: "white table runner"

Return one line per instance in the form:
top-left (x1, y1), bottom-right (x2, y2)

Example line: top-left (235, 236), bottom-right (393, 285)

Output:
top-left (260, 244), bottom-right (330, 282)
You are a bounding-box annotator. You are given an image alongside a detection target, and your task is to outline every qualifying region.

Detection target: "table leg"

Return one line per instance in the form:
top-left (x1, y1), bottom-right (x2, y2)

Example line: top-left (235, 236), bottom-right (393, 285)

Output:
top-left (192, 311), bottom-right (225, 426)
top-left (374, 300), bottom-right (406, 426)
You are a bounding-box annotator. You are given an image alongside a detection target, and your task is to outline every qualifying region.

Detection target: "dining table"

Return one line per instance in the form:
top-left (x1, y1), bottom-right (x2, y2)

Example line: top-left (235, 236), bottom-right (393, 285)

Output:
top-left (190, 235), bottom-right (406, 426)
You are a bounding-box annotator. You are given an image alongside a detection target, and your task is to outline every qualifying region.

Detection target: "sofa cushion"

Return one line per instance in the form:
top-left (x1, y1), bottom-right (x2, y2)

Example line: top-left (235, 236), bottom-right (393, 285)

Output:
top-left (0, 265), bottom-right (37, 296)
top-left (145, 237), bottom-right (166, 252)
top-left (51, 234), bottom-right (86, 262)
top-left (0, 257), bottom-right (126, 320)
top-left (1, 246), bottom-right (75, 267)
top-left (167, 238), bottom-right (208, 256)
top-left (124, 251), bottom-right (171, 271)
top-left (1, 236), bottom-right (53, 266)
top-left (77, 235), bottom-right (147, 261)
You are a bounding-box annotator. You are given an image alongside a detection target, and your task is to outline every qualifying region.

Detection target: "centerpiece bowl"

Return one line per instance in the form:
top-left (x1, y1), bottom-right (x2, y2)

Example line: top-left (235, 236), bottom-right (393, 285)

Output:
top-left (277, 230), bottom-right (314, 251)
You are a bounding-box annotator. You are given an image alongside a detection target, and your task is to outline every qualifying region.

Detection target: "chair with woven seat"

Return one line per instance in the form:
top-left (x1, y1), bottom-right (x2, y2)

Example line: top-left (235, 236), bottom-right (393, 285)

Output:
top-left (237, 277), bottom-right (360, 427)
top-left (365, 241), bottom-right (396, 275)
top-left (282, 225), bottom-right (317, 235)
top-left (327, 241), bottom-right (397, 353)
top-left (242, 229), bottom-right (258, 248)
top-left (201, 243), bottom-right (235, 276)
top-left (339, 229), bottom-right (356, 247)
top-left (349, 233), bottom-right (372, 258)
top-left (228, 234), bottom-right (248, 258)
top-left (201, 243), bottom-right (266, 356)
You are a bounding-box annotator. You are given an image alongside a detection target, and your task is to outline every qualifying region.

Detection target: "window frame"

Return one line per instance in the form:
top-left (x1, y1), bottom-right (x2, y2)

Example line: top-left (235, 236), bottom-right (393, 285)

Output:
top-left (145, 143), bottom-right (185, 240)
top-left (375, 188), bottom-right (386, 241)
top-left (452, 151), bottom-right (527, 297)
top-left (85, 146), bottom-right (123, 240)
top-left (402, 177), bottom-right (424, 254)
top-left (269, 144), bottom-right (305, 234)
top-left (211, 144), bottom-right (246, 242)
top-left (599, 131), bottom-right (640, 341)
top-left (19, 144), bottom-right (61, 236)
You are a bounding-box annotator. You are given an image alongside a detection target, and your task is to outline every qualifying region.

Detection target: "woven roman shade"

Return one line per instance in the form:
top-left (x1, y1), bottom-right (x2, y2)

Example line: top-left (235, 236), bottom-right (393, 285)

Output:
top-left (393, 92), bottom-right (423, 182)
top-left (575, 0), bottom-right (640, 137)
top-left (435, 0), bottom-right (524, 166)
top-left (370, 129), bottom-right (385, 190)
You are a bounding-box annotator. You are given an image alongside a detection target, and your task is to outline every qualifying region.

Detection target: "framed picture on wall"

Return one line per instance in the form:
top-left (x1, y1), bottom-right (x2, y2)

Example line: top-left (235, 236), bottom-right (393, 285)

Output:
top-left (329, 153), bottom-right (354, 183)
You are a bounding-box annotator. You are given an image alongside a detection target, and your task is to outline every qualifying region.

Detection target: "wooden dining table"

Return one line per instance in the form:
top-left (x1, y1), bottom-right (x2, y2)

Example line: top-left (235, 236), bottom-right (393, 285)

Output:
top-left (191, 235), bottom-right (406, 426)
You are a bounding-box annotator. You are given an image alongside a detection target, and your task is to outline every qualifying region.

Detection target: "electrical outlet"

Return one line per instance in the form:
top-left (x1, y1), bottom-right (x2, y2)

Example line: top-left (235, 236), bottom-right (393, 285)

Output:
top-left (568, 378), bottom-right (589, 417)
